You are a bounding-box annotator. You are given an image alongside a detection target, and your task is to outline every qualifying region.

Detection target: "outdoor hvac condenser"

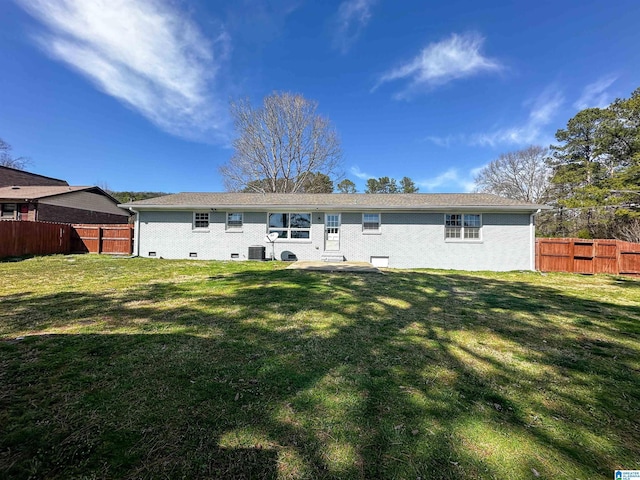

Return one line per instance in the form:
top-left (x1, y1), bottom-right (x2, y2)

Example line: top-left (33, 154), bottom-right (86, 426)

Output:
top-left (248, 245), bottom-right (266, 261)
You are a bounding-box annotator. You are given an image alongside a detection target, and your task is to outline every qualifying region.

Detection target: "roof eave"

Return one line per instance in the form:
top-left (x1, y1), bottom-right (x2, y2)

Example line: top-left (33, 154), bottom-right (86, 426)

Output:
top-left (119, 203), bottom-right (549, 212)
top-left (0, 187), bottom-right (94, 201)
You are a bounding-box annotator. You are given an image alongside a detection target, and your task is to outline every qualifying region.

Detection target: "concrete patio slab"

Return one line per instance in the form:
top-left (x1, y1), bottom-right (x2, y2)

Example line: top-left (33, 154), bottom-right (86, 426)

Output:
top-left (286, 261), bottom-right (382, 273)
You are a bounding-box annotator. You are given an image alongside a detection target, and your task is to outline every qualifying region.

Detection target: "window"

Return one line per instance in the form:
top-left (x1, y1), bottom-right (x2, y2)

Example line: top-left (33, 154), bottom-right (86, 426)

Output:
top-left (193, 212), bottom-right (209, 229)
top-left (445, 213), bottom-right (461, 238)
top-left (227, 212), bottom-right (243, 229)
top-left (445, 213), bottom-right (481, 240)
top-left (463, 214), bottom-right (481, 239)
top-left (268, 213), bottom-right (311, 239)
top-left (363, 213), bottom-right (381, 232)
top-left (1, 203), bottom-right (16, 219)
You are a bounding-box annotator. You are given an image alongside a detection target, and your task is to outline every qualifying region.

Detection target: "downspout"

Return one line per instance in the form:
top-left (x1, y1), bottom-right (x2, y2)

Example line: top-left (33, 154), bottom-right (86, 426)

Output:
top-left (129, 208), bottom-right (140, 257)
top-left (530, 209), bottom-right (541, 271)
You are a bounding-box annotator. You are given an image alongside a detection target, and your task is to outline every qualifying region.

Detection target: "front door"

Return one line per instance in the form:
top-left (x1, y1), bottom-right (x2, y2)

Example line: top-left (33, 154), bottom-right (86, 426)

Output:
top-left (325, 214), bottom-right (340, 251)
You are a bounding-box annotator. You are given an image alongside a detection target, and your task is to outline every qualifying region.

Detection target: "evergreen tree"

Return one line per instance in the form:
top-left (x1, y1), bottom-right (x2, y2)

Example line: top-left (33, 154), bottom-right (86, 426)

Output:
top-left (337, 179), bottom-right (357, 193)
top-left (548, 88), bottom-right (640, 239)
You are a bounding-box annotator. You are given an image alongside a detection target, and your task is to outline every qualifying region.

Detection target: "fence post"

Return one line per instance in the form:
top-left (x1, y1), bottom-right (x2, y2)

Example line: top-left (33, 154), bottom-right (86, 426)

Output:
top-left (569, 239), bottom-right (575, 273)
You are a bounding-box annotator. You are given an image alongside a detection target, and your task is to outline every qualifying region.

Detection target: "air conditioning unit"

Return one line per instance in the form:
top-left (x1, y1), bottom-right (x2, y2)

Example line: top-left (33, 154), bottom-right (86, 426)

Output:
top-left (248, 245), bottom-right (265, 261)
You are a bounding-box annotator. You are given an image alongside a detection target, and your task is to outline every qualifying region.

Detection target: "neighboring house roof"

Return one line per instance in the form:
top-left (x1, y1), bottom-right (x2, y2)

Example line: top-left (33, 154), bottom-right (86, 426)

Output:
top-left (0, 185), bottom-right (122, 205)
top-left (120, 193), bottom-right (549, 212)
top-left (0, 185), bottom-right (94, 200)
top-left (0, 165), bottom-right (69, 187)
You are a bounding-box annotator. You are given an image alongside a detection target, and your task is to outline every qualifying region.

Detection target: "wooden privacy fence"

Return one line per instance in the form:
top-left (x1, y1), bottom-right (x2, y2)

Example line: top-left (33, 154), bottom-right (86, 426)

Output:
top-left (71, 224), bottom-right (134, 254)
top-left (536, 238), bottom-right (640, 275)
top-left (0, 221), bottom-right (71, 258)
top-left (0, 221), bottom-right (133, 258)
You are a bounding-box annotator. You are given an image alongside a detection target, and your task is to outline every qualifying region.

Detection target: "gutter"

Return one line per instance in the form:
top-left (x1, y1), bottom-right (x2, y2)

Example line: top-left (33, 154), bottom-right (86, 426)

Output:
top-left (530, 208), bottom-right (541, 271)
top-left (128, 207), bottom-right (140, 257)
top-left (118, 203), bottom-right (550, 213)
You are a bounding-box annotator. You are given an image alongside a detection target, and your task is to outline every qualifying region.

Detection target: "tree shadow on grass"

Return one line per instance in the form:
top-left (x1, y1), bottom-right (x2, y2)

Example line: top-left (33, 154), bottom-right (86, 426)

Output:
top-left (1, 268), bottom-right (639, 479)
top-left (0, 255), bottom-right (37, 263)
top-left (609, 275), bottom-right (640, 289)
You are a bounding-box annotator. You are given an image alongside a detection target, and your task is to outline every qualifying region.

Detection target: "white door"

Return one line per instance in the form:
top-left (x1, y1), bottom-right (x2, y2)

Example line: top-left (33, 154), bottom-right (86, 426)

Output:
top-left (325, 214), bottom-right (340, 251)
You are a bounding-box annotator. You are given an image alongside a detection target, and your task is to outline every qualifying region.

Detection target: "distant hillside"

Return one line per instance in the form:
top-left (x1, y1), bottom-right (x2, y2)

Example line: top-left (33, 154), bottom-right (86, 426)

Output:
top-left (108, 191), bottom-right (169, 204)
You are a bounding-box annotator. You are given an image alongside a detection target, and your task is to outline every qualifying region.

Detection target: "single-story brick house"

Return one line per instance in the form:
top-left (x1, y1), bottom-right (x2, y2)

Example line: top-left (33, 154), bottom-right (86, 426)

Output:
top-left (0, 165), bottom-right (130, 224)
top-left (0, 185), bottom-right (130, 223)
top-left (121, 193), bottom-right (548, 270)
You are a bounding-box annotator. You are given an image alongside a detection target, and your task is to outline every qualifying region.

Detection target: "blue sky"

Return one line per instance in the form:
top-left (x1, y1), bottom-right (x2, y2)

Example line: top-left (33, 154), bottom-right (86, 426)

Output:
top-left (1, 0), bottom-right (638, 193)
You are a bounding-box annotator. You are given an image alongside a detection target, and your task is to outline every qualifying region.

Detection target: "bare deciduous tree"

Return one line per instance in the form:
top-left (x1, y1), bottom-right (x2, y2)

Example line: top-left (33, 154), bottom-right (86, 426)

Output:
top-left (0, 137), bottom-right (30, 170)
top-left (615, 215), bottom-right (640, 243)
top-left (474, 145), bottom-right (551, 203)
top-left (220, 92), bottom-right (342, 193)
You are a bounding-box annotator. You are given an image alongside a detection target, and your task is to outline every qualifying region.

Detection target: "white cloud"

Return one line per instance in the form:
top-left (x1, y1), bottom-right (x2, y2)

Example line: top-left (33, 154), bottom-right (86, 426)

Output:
top-left (423, 134), bottom-right (463, 148)
top-left (416, 166), bottom-right (482, 192)
top-left (424, 87), bottom-right (564, 149)
top-left (16, 0), bottom-right (230, 142)
top-left (573, 74), bottom-right (618, 110)
top-left (349, 164), bottom-right (484, 193)
top-left (423, 87), bottom-right (557, 150)
top-left (469, 87), bottom-right (564, 147)
top-left (418, 168), bottom-right (460, 189)
top-left (333, 0), bottom-right (376, 53)
top-left (373, 32), bottom-right (501, 98)
top-left (350, 165), bottom-right (373, 180)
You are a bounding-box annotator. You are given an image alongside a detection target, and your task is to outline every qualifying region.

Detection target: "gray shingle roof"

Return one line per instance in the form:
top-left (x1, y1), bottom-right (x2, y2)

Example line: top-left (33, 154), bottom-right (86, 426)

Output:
top-left (0, 185), bottom-right (93, 200)
top-left (120, 193), bottom-right (548, 211)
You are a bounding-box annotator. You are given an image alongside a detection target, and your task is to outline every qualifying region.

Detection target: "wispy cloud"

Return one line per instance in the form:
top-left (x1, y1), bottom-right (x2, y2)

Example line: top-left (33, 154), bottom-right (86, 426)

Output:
top-left (573, 74), bottom-right (618, 110)
top-left (469, 87), bottom-right (564, 147)
top-left (373, 32), bottom-right (502, 98)
top-left (350, 164), bottom-right (480, 192)
top-left (350, 165), bottom-right (373, 180)
top-left (332, 0), bottom-right (376, 54)
top-left (426, 86), bottom-right (564, 148)
top-left (417, 166), bottom-right (483, 192)
top-left (16, 0), bottom-right (230, 142)
top-left (423, 134), bottom-right (463, 148)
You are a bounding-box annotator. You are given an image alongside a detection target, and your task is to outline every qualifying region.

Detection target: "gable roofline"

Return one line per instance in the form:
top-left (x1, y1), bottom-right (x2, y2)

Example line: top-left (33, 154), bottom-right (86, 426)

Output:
top-left (0, 185), bottom-right (122, 204)
top-left (84, 186), bottom-right (123, 205)
top-left (0, 165), bottom-right (69, 185)
top-left (120, 192), bottom-right (550, 212)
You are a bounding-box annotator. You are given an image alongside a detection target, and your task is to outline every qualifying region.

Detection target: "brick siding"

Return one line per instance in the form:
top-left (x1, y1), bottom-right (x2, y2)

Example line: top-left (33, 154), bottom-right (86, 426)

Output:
top-left (37, 203), bottom-right (130, 224)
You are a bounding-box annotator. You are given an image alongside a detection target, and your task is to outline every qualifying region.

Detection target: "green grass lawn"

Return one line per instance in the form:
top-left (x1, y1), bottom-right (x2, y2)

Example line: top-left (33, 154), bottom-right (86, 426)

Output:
top-left (1, 255), bottom-right (639, 479)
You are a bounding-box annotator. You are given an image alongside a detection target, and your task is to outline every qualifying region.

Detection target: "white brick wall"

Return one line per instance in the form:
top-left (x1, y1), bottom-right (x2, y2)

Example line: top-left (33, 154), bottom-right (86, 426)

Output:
top-left (135, 209), bottom-right (534, 271)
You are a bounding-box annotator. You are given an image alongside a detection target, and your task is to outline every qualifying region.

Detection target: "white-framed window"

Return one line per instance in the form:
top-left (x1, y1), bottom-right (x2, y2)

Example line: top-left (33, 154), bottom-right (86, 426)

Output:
top-left (193, 212), bottom-right (210, 229)
top-left (268, 213), bottom-right (311, 239)
top-left (445, 213), bottom-right (482, 240)
top-left (1, 203), bottom-right (16, 219)
top-left (226, 212), bottom-right (243, 230)
top-left (362, 213), bottom-right (381, 232)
